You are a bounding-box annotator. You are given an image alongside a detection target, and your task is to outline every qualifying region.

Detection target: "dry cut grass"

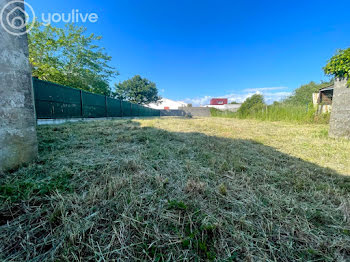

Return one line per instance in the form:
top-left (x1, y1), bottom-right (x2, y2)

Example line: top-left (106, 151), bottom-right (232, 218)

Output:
top-left (1, 117), bottom-right (350, 261)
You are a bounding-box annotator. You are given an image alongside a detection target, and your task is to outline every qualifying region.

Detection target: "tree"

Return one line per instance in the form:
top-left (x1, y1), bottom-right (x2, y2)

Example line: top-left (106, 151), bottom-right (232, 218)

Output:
top-left (237, 94), bottom-right (265, 116)
top-left (28, 22), bottom-right (118, 95)
top-left (114, 75), bottom-right (161, 105)
top-left (324, 48), bottom-right (350, 82)
top-left (283, 81), bottom-right (333, 106)
top-left (230, 101), bottom-right (239, 104)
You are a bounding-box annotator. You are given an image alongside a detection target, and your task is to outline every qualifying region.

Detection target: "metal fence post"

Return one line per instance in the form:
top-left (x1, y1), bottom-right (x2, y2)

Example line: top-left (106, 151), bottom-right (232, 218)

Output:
top-left (105, 95), bottom-right (108, 117)
top-left (80, 90), bottom-right (84, 117)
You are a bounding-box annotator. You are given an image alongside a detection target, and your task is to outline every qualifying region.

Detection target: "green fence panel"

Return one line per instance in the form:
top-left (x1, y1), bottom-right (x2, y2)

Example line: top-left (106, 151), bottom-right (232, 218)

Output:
top-left (154, 109), bottom-right (159, 116)
top-left (82, 91), bottom-right (106, 118)
top-left (33, 78), bottom-right (159, 119)
top-left (131, 104), bottom-right (139, 117)
top-left (140, 105), bottom-right (145, 116)
top-left (140, 106), bottom-right (145, 116)
top-left (33, 78), bottom-right (81, 118)
top-left (122, 101), bottom-right (132, 116)
top-left (140, 105), bottom-right (146, 116)
top-left (107, 97), bottom-right (122, 117)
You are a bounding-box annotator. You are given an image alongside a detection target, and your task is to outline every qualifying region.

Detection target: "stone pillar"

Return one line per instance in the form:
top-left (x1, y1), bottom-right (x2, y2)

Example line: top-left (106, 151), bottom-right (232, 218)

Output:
top-left (329, 78), bottom-right (350, 139)
top-left (0, 0), bottom-right (38, 172)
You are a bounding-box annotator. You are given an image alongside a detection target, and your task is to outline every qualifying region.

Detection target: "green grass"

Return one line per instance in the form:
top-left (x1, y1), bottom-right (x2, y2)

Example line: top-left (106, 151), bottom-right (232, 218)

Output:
top-left (210, 108), bottom-right (236, 118)
top-left (1, 118), bottom-right (350, 261)
top-left (211, 105), bottom-right (331, 124)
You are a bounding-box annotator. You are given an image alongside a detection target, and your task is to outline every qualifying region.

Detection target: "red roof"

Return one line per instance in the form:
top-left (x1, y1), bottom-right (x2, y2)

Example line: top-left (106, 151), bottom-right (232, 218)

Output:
top-left (210, 98), bottom-right (228, 105)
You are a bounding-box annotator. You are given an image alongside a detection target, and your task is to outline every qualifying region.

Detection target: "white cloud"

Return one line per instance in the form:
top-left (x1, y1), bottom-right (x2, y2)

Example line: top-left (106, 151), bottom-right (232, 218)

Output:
top-left (262, 91), bottom-right (292, 104)
top-left (184, 95), bottom-right (212, 105)
top-left (243, 87), bottom-right (288, 92)
top-left (183, 87), bottom-right (291, 106)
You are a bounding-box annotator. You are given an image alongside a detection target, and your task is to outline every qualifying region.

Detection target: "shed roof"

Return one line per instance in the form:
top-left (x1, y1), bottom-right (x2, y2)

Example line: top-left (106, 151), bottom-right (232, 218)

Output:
top-left (319, 85), bottom-right (334, 92)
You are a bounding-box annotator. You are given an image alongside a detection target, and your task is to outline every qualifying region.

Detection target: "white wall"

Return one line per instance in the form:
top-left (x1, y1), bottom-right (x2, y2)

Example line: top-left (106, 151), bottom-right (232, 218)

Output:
top-left (148, 98), bottom-right (188, 110)
top-left (205, 104), bottom-right (242, 112)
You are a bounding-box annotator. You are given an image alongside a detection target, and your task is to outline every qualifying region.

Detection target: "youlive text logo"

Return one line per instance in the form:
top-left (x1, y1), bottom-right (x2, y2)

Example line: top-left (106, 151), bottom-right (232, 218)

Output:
top-left (0, 0), bottom-right (98, 36)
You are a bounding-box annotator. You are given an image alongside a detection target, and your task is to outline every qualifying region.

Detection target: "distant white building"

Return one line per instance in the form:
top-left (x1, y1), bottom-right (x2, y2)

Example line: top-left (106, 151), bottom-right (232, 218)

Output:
top-left (147, 98), bottom-right (188, 110)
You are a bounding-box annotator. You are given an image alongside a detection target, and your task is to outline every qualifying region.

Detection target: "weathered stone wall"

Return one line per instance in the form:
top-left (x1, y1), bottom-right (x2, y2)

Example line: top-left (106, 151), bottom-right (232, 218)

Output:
top-left (160, 110), bottom-right (189, 117)
top-left (160, 107), bottom-right (211, 117)
top-left (178, 107), bottom-right (211, 117)
top-left (0, 0), bottom-right (38, 172)
top-left (329, 78), bottom-right (350, 139)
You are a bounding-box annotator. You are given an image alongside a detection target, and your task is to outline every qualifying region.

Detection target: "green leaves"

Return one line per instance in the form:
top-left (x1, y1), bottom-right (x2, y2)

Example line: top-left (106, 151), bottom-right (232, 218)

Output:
top-left (283, 81), bottom-right (333, 106)
top-left (114, 75), bottom-right (161, 105)
top-left (28, 22), bottom-right (118, 95)
top-left (237, 94), bottom-right (265, 117)
top-left (324, 48), bottom-right (350, 82)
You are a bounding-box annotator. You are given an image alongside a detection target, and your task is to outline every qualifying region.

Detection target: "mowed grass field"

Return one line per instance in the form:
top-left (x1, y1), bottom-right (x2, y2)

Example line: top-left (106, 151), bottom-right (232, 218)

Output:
top-left (1, 117), bottom-right (350, 261)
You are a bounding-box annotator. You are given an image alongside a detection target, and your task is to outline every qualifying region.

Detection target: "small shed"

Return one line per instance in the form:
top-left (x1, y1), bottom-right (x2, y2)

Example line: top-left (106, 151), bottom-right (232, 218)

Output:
top-left (318, 86), bottom-right (334, 105)
top-left (312, 85), bottom-right (334, 114)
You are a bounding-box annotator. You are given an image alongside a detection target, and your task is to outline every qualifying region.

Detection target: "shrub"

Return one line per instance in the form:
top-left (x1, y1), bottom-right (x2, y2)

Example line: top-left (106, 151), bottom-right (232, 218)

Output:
top-left (210, 108), bottom-right (235, 118)
top-left (211, 103), bottom-right (330, 124)
top-left (283, 81), bottom-right (333, 106)
top-left (236, 94), bottom-right (265, 117)
top-left (249, 104), bottom-right (329, 124)
top-left (324, 47), bottom-right (350, 81)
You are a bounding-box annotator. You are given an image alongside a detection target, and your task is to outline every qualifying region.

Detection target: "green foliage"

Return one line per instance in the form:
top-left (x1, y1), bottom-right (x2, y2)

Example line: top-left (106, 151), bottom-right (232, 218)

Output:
top-left (212, 104), bottom-right (330, 124)
top-left (211, 80), bottom-right (333, 124)
top-left (114, 75), bottom-right (161, 105)
top-left (211, 89), bottom-right (331, 124)
top-left (237, 94), bottom-right (265, 117)
top-left (1, 119), bottom-right (349, 261)
top-left (283, 81), bottom-right (333, 106)
top-left (245, 104), bottom-right (330, 124)
top-left (210, 108), bottom-right (235, 118)
top-left (167, 200), bottom-right (188, 210)
top-left (218, 184), bottom-right (227, 195)
top-left (28, 22), bottom-right (118, 95)
top-left (0, 168), bottom-right (73, 202)
top-left (229, 101), bottom-right (239, 104)
top-left (324, 48), bottom-right (350, 81)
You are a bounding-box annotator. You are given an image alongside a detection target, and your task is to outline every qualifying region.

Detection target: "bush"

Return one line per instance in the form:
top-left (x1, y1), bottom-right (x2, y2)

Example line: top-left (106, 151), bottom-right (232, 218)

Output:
top-left (247, 104), bottom-right (330, 124)
top-left (211, 104), bottom-right (330, 124)
top-left (283, 81), bottom-right (333, 106)
top-left (324, 47), bottom-right (350, 81)
top-left (237, 94), bottom-right (265, 117)
top-left (210, 86), bottom-right (331, 124)
top-left (210, 108), bottom-right (235, 118)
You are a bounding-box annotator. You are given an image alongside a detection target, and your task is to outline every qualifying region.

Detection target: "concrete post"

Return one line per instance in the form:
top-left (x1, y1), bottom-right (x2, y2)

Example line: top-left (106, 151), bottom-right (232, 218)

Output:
top-left (329, 78), bottom-right (350, 139)
top-left (0, 0), bottom-right (38, 172)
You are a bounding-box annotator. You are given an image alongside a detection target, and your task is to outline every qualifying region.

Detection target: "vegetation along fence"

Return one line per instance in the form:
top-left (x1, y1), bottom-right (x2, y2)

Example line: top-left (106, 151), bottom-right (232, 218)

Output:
top-left (33, 78), bottom-right (160, 119)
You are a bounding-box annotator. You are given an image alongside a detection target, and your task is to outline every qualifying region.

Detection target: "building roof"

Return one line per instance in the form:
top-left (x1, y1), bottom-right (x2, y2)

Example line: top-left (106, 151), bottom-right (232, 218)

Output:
top-left (319, 85), bottom-right (334, 92)
top-left (210, 98), bottom-right (228, 105)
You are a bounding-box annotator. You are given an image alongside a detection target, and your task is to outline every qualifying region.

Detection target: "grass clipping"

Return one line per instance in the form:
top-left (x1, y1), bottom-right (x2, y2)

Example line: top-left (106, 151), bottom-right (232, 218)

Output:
top-left (1, 118), bottom-right (350, 261)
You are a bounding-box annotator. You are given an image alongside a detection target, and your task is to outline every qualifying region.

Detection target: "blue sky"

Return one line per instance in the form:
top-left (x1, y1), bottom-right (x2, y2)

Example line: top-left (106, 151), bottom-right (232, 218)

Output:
top-left (30, 0), bottom-right (350, 105)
